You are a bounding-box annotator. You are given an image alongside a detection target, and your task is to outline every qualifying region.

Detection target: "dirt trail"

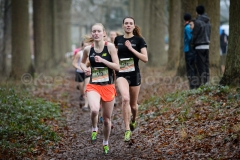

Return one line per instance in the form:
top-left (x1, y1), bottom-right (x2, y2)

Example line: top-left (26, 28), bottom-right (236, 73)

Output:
top-left (40, 67), bottom-right (163, 160)
top-left (35, 65), bottom-right (240, 160)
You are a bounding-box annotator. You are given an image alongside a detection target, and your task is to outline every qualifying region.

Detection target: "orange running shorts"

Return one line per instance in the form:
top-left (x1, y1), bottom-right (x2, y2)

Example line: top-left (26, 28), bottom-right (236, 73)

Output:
top-left (86, 84), bottom-right (116, 102)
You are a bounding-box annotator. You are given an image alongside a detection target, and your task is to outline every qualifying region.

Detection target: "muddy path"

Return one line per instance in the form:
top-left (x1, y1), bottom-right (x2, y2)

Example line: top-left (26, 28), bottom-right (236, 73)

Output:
top-left (35, 66), bottom-right (185, 160)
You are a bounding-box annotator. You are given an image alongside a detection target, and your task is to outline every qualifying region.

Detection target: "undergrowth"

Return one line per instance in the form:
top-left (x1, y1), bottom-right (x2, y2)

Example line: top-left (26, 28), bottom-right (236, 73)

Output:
top-left (0, 86), bottom-right (63, 159)
top-left (138, 84), bottom-right (240, 159)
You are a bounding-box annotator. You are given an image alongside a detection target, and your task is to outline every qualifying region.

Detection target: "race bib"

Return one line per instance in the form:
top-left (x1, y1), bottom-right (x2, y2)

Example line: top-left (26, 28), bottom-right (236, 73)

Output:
top-left (119, 58), bottom-right (135, 73)
top-left (92, 67), bottom-right (109, 82)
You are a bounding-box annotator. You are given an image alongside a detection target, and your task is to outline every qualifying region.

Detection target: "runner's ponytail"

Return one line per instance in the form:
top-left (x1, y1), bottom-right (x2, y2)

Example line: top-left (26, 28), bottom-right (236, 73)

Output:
top-left (133, 25), bottom-right (143, 38)
top-left (83, 35), bottom-right (94, 43)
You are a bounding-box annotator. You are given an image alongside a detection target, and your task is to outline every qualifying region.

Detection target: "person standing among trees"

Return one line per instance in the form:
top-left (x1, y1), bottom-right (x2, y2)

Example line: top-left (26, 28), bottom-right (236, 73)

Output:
top-left (220, 29), bottom-right (228, 74)
top-left (80, 23), bottom-right (119, 155)
top-left (191, 5), bottom-right (211, 88)
top-left (183, 13), bottom-right (197, 89)
top-left (189, 19), bottom-right (195, 30)
top-left (114, 17), bottom-right (148, 142)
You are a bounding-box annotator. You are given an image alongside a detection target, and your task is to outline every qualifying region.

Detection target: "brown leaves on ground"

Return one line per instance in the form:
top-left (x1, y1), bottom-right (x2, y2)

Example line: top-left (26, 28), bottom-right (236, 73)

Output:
top-left (31, 66), bottom-right (240, 159)
top-left (136, 71), bottom-right (240, 159)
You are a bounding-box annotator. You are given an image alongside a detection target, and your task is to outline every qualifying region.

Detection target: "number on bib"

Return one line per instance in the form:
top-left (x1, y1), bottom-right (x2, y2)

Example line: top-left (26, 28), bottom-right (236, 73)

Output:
top-left (92, 67), bottom-right (109, 82)
top-left (119, 58), bottom-right (135, 73)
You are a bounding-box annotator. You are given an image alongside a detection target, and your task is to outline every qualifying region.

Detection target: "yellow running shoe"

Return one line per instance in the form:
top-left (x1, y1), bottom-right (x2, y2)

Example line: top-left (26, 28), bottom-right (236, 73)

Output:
top-left (91, 131), bottom-right (97, 144)
top-left (124, 130), bottom-right (131, 142)
top-left (130, 120), bottom-right (137, 131)
top-left (103, 145), bottom-right (109, 155)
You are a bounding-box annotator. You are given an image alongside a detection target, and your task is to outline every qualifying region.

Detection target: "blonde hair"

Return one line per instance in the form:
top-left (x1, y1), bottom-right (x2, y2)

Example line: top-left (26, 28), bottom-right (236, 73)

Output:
top-left (83, 35), bottom-right (93, 43)
top-left (93, 23), bottom-right (105, 31)
top-left (84, 23), bottom-right (106, 43)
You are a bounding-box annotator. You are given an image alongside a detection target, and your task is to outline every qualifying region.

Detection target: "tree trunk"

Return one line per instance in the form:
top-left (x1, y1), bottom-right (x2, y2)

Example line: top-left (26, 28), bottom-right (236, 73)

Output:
top-left (166, 0), bottom-right (181, 70)
top-left (175, 0), bottom-right (198, 77)
top-left (220, 0), bottom-right (240, 86)
top-left (129, 0), bottom-right (134, 17)
top-left (0, 0), bottom-right (11, 78)
top-left (133, 0), bottom-right (144, 28)
top-left (0, 0), bottom-right (6, 76)
top-left (52, 0), bottom-right (60, 65)
top-left (198, 0), bottom-right (220, 77)
top-left (53, 0), bottom-right (71, 64)
top-left (148, 0), bottom-right (166, 67)
top-left (33, 0), bottom-right (54, 73)
top-left (139, 0), bottom-right (150, 70)
top-left (11, 0), bottom-right (33, 79)
top-left (141, 0), bottom-right (150, 44)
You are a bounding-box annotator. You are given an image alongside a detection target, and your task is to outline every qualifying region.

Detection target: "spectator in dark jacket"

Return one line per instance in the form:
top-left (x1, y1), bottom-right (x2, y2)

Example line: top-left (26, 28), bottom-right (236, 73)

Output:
top-left (192, 5), bottom-right (211, 88)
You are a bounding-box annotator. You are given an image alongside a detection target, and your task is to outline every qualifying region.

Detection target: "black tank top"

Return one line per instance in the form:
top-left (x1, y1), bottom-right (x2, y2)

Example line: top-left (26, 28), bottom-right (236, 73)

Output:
top-left (89, 42), bottom-right (114, 85)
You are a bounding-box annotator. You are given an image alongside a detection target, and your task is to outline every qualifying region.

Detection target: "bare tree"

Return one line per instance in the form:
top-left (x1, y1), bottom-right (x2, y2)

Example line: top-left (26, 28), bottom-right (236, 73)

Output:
top-left (33, 0), bottom-right (54, 72)
top-left (148, 0), bottom-right (166, 67)
top-left (0, 0), bottom-right (6, 76)
top-left (175, 0), bottom-right (198, 77)
top-left (53, 0), bottom-right (71, 64)
top-left (166, 0), bottom-right (181, 70)
top-left (71, 0), bottom-right (128, 46)
top-left (11, 0), bottom-right (33, 79)
top-left (141, 0), bottom-right (151, 44)
top-left (220, 0), bottom-right (240, 86)
top-left (0, 0), bottom-right (11, 77)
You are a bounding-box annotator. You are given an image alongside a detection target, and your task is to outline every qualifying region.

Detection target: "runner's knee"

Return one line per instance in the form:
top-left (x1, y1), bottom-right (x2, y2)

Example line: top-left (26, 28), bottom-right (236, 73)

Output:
top-left (91, 109), bottom-right (99, 116)
top-left (103, 118), bottom-right (111, 126)
top-left (130, 103), bottom-right (138, 110)
top-left (121, 95), bottom-right (130, 104)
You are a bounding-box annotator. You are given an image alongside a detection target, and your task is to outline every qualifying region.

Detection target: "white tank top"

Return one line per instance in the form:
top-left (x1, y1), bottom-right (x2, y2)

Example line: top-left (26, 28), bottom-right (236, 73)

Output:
top-left (76, 50), bottom-right (84, 73)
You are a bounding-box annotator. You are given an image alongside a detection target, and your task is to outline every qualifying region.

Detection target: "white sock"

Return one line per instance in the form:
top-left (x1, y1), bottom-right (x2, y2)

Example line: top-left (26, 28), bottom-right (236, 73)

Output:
top-left (103, 140), bottom-right (108, 146)
top-left (92, 127), bottom-right (98, 132)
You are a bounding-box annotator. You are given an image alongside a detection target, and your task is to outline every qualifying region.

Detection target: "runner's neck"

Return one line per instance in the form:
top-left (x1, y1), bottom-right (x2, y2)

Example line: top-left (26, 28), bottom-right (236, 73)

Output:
top-left (124, 33), bottom-right (134, 39)
top-left (94, 41), bottom-right (105, 50)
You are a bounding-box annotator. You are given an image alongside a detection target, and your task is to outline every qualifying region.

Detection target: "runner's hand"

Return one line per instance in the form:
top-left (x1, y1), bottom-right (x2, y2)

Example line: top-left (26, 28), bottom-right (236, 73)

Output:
top-left (94, 55), bottom-right (103, 63)
top-left (84, 68), bottom-right (91, 76)
top-left (125, 40), bottom-right (133, 51)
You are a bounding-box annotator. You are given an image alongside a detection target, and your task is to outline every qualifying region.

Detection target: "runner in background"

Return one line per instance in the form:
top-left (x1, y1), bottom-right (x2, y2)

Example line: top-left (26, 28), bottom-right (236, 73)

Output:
top-left (72, 42), bottom-right (82, 60)
top-left (114, 17), bottom-right (148, 142)
top-left (109, 30), bottom-right (121, 43)
top-left (72, 41), bottom-right (91, 111)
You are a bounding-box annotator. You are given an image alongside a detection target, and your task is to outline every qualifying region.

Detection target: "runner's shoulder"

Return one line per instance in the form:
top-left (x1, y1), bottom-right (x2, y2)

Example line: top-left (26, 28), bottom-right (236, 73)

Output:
top-left (83, 45), bottom-right (91, 52)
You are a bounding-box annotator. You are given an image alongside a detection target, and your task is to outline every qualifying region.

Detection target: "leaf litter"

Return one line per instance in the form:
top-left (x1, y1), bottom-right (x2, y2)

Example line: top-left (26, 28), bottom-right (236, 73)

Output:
top-left (29, 67), bottom-right (240, 159)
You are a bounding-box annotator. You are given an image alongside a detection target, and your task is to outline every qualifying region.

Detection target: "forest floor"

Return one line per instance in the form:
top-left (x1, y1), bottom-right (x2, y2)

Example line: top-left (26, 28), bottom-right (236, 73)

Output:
top-left (30, 60), bottom-right (240, 160)
top-left (31, 62), bottom-right (183, 160)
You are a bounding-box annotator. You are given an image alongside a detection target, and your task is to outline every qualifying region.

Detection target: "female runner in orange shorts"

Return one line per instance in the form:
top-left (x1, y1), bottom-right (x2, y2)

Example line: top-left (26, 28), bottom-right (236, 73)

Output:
top-left (80, 23), bottom-right (119, 155)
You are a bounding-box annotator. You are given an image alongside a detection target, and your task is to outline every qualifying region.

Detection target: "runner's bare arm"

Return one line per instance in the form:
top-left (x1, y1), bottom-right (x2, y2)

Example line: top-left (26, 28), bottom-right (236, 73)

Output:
top-left (80, 46), bottom-right (91, 74)
top-left (72, 52), bottom-right (82, 71)
top-left (125, 40), bottom-right (148, 63)
top-left (94, 43), bottom-right (120, 71)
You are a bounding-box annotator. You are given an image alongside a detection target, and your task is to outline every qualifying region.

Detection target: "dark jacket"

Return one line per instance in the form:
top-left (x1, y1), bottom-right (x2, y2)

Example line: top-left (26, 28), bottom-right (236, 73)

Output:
top-left (192, 14), bottom-right (211, 47)
top-left (220, 31), bottom-right (228, 47)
